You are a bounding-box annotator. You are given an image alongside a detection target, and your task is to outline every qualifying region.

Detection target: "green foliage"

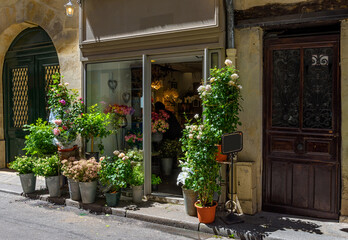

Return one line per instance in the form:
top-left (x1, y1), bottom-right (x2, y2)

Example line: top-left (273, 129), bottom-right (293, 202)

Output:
top-left (99, 155), bottom-right (132, 193)
top-left (198, 65), bottom-right (242, 141)
top-left (125, 149), bottom-right (143, 162)
top-left (151, 174), bottom-right (162, 185)
top-left (159, 139), bottom-right (182, 158)
top-left (180, 117), bottom-right (220, 207)
top-left (9, 155), bottom-right (36, 174)
top-left (23, 118), bottom-right (57, 157)
top-left (131, 163), bottom-right (144, 186)
top-left (33, 155), bottom-right (60, 177)
top-left (76, 104), bottom-right (112, 153)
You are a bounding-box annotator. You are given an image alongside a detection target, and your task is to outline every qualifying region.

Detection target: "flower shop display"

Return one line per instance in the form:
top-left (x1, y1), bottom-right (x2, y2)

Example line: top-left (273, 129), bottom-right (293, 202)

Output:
top-left (61, 157), bottom-right (81, 200)
top-left (9, 156), bottom-right (37, 194)
top-left (197, 60), bottom-right (242, 162)
top-left (151, 110), bottom-right (170, 142)
top-left (33, 155), bottom-right (61, 197)
top-left (151, 174), bottom-right (162, 191)
top-left (159, 139), bottom-right (181, 176)
top-left (130, 163), bottom-right (144, 203)
top-left (125, 149), bottom-right (143, 163)
top-left (104, 103), bottom-right (135, 128)
top-left (23, 118), bottom-right (57, 157)
top-left (76, 104), bottom-right (112, 160)
top-left (124, 131), bottom-right (143, 149)
top-left (72, 158), bottom-right (101, 204)
top-left (99, 153), bottom-right (132, 207)
top-left (180, 117), bottom-right (220, 223)
top-left (47, 73), bottom-right (84, 157)
top-left (177, 165), bottom-right (197, 216)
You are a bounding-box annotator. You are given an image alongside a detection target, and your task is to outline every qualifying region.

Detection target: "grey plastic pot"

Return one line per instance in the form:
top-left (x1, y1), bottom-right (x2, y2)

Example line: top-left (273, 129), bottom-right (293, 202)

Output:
top-left (79, 181), bottom-right (97, 204)
top-left (161, 158), bottom-right (173, 176)
top-left (105, 191), bottom-right (121, 207)
top-left (46, 176), bottom-right (61, 197)
top-left (132, 185), bottom-right (143, 203)
top-left (68, 178), bottom-right (81, 201)
top-left (19, 173), bottom-right (36, 194)
top-left (183, 188), bottom-right (198, 216)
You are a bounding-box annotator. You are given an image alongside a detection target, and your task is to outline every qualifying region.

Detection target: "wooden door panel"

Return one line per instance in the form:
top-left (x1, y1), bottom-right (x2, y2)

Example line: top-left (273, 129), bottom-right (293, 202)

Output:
top-left (263, 35), bottom-right (340, 219)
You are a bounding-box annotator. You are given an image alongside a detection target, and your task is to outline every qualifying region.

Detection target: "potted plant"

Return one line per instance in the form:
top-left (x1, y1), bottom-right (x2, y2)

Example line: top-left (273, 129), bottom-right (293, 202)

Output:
top-left (33, 155), bottom-right (61, 197)
top-left (23, 118), bottom-right (57, 157)
top-left (47, 73), bottom-right (84, 159)
top-left (177, 164), bottom-right (197, 216)
top-left (151, 110), bottom-right (170, 142)
top-left (130, 163), bottom-right (144, 203)
top-left (197, 59), bottom-right (242, 161)
top-left (74, 158), bottom-right (101, 204)
top-left (180, 118), bottom-right (220, 223)
top-left (9, 156), bottom-right (37, 194)
top-left (124, 131), bottom-right (143, 149)
top-left (125, 149), bottom-right (143, 163)
top-left (99, 153), bottom-right (132, 207)
top-left (151, 174), bottom-right (162, 191)
top-left (159, 139), bottom-right (181, 176)
top-left (61, 157), bottom-right (81, 201)
top-left (104, 103), bottom-right (135, 129)
top-left (76, 104), bottom-right (112, 160)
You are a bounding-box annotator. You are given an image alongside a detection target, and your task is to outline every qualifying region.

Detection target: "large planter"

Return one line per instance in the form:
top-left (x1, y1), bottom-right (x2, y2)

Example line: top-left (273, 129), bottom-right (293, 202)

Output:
top-left (68, 178), bottom-right (81, 201)
top-left (152, 132), bottom-right (163, 142)
top-left (183, 188), bottom-right (198, 216)
top-left (105, 192), bottom-right (121, 207)
top-left (85, 152), bottom-right (99, 161)
top-left (46, 176), bottom-right (61, 197)
top-left (161, 158), bottom-right (173, 176)
top-left (79, 181), bottom-right (97, 204)
top-left (19, 173), bottom-right (36, 194)
top-left (194, 201), bottom-right (217, 224)
top-left (215, 145), bottom-right (227, 162)
top-left (132, 185), bottom-right (143, 203)
top-left (58, 145), bottom-right (79, 161)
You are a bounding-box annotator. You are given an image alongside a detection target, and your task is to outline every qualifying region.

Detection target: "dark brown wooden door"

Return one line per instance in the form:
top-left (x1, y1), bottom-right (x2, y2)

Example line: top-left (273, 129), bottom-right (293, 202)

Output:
top-left (263, 35), bottom-right (340, 219)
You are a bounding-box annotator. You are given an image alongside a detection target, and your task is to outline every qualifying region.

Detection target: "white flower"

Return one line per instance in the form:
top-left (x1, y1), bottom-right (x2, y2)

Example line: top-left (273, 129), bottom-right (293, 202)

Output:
top-left (198, 131), bottom-right (203, 135)
top-left (199, 125), bottom-right (204, 130)
top-left (64, 82), bottom-right (69, 86)
top-left (202, 92), bottom-right (206, 97)
top-left (225, 59), bottom-right (233, 67)
top-left (118, 153), bottom-right (125, 158)
top-left (205, 85), bottom-right (212, 92)
top-left (197, 85), bottom-right (205, 92)
top-left (238, 85), bottom-right (242, 89)
top-left (113, 150), bottom-right (120, 156)
top-left (185, 126), bottom-right (190, 130)
top-left (197, 135), bottom-right (202, 140)
top-left (210, 77), bottom-right (215, 83)
top-left (228, 80), bottom-right (235, 86)
top-left (194, 114), bottom-right (199, 119)
top-left (192, 125), bottom-right (197, 131)
top-left (231, 73), bottom-right (239, 80)
top-left (189, 134), bottom-right (194, 139)
top-left (122, 156), bottom-right (129, 161)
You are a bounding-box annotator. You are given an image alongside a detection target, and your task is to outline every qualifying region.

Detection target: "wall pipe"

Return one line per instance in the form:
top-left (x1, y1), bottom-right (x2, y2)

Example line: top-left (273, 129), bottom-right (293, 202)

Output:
top-left (224, 0), bottom-right (235, 49)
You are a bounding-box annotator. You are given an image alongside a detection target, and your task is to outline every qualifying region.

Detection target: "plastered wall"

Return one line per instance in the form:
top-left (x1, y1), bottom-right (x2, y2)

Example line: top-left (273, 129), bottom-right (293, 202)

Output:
top-left (234, 0), bottom-right (309, 10)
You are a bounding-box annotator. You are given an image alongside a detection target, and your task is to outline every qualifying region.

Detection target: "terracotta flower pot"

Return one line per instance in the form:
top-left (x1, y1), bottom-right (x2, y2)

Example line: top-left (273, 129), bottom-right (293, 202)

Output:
top-left (58, 145), bottom-right (79, 160)
top-left (215, 145), bottom-right (227, 162)
top-left (194, 201), bottom-right (217, 224)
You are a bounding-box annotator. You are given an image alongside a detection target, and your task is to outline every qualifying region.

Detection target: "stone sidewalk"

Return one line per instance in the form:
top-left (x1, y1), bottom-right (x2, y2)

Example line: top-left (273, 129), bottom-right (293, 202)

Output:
top-left (1, 169), bottom-right (348, 240)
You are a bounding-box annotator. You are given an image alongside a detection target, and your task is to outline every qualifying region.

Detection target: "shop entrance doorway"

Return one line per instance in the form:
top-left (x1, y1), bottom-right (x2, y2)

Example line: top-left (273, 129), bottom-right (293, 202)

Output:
top-left (150, 56), bottom-right (203, 196)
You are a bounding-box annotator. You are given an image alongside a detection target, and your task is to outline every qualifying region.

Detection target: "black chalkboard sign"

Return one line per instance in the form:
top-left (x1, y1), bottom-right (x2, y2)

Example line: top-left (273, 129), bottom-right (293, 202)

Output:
top-left (221, 132), bottom-right (243, 154)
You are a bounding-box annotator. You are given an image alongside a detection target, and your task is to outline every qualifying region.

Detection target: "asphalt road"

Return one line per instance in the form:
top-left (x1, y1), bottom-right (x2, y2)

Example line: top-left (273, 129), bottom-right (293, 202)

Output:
top-left (0, 192), bottom-right (225, 240)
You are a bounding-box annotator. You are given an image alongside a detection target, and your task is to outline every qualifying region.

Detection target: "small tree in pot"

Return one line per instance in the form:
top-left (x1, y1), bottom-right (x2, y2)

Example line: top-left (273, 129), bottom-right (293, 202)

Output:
top-left (9, 156), bottom-right (37, 194)
top-left (99, 152), bottom-right (132, 207)
top-left (76, 104), bottom-right (112, 160)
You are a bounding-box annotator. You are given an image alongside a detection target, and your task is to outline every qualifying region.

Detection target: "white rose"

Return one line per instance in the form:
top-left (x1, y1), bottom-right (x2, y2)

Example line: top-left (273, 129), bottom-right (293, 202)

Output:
top-left (202, 92), bottom-right (206, 96)
top-left (224, 59), bottom-right (233, 67)
top-left (228, 80), bottom-right (235, 86)
top-left (192, 125), bottom-right (197, 131)
top-left (189, 134), bottom-right (194, 139)
top-left (205, 85), bottom-right (211, 92)
top-left (113, 150), bottom-right (120, 156)
top-left (197, 135), bottom-right (202, 140)
top-left (118, 153), bottom-right (125, 158)
top-left (210, 77), bottom-right (215, 83)
top-left (194, 114), bottom-right (199, 119)
top-left (238, 85), bottom-right (242, 89)
top-left (197, 86), bottom-right (205, 92)
top-left (64, 82), bottom-right (69, 86)
top-left (231, 73), bottom-right (239, 80)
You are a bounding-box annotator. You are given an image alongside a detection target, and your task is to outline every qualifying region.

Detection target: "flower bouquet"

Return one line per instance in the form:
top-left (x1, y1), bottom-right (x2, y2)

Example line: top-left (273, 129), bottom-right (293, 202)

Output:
top-left (151, 110), bottom-right (170, 134)
top-left (104, 103), bottom-right (135, 129)
top-left (125, 132), bottom-right (143, 149)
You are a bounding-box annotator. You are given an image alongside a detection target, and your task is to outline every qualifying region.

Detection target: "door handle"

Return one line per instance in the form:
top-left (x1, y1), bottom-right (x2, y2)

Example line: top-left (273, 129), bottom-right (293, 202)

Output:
top-left (296, 143), bottom-right (304, 151)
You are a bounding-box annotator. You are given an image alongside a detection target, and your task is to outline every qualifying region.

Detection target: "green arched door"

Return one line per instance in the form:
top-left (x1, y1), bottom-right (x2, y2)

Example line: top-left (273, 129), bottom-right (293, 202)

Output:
top-left (3, 27), bottom-right (59, 164)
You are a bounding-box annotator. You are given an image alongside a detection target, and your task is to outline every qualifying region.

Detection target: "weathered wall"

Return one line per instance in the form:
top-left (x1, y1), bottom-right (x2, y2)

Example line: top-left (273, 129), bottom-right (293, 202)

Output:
top-left (340, 19), bottom-right (348, 218)
top-left (0, 0), bottom-right (80, 167)
top-left (234, 0), bottom-right (308, 10)
top-left (234, 27), bottom-right (263, 214)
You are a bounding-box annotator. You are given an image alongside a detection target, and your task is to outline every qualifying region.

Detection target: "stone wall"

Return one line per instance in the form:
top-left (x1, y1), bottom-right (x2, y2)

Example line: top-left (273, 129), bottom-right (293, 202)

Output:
top-left (234, 0), bottom-right (308, 10)
top-left (340, 19), bottom-right (348, 219)
top-left (0, 0), bottom-right (80, 167)
top-left (234, 27), bottom-right (263, 214)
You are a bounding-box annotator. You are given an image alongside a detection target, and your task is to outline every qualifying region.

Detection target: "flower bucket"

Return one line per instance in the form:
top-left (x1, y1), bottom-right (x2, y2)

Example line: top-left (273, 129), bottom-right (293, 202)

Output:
top-left (19, 173), bottom-right (36, 194)
top-left (46, 176), bottom-right (61, 197)
top-left (58, 145), bottom-right (79, 160)
top-left (79, 181), bottom-right (97, 204)
top-left (194, 201), bottom-right (217, 224)
top-left (68, 178), bottom-right (81, 201)
top-left (215, 145), bottom-right (227, 162)
top-left (161, 158), bottom-right (173, 176)
top-left (183, 188), bottom-right (197, 216)
top-left (152, 132), bottom-right (163, 142)
top-left (105, 192), bottom-right (121, 207)
top-left (132, 185), bottom-right (143, 203)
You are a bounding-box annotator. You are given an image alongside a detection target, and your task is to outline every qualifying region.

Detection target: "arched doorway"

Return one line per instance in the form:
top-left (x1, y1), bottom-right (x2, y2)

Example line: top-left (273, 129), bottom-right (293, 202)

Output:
top-left (3, 27), bottom-right (59, 164)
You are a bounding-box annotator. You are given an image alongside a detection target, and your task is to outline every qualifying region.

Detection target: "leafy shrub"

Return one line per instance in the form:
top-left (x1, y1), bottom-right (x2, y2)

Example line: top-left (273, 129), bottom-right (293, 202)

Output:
top-left (151, 174), bottom-right (162, 185)
top-left (9, 156), bottom-right (36, 174)
top-left (33, 155), bottom-right (60, 177)
top-left (131, 163), bottom-right (144, 186)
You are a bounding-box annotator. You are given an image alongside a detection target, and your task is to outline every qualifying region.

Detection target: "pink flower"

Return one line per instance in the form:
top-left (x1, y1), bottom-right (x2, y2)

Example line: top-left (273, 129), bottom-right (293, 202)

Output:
top-left (54, 119), bottom-right (62, 126)
top-left (53, 128), bottom-right (60, 136)
top-left (59, 99), bottom-right (66, 105)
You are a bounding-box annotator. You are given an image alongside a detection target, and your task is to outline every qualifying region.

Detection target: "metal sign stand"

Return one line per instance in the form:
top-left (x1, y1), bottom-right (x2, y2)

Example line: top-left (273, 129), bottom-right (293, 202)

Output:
top-left (220, 132), bottom-right (244, 225)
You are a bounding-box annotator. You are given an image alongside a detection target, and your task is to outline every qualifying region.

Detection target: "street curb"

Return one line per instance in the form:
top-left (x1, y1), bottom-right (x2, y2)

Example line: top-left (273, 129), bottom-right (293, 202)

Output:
top-left (0, 188), bottom-right (21, 196)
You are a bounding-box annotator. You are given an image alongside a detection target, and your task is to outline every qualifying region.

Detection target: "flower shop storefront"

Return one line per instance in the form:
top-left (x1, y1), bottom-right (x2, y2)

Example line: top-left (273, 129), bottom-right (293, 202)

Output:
top-left (80, 0), bottom-right (225, 197)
